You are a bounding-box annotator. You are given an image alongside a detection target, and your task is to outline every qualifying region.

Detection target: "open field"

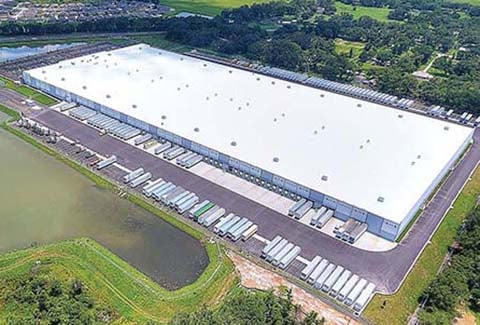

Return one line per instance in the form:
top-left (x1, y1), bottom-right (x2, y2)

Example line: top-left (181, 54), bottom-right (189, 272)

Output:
top-left (158, 0), bottom-right (271, 16)
top-left (334, 39), bottom-right (365, 58)
top-left (0, 238), bottom-right (237, 323)
top-left (335, 1), bottom-right (392, 22)
top-left (364, 164), bottom-right (480, 325)
top-left (448, 0), bottom-right (480, 5)
top-left (0, 76), bottom-right (58, 106)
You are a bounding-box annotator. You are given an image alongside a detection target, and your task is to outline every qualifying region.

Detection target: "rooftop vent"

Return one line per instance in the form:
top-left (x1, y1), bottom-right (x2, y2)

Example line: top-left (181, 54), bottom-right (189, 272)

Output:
top-left (444, 126), bottom-right (450, 131)
top-left (398, 114), bottom-right (403, 118)
top-left (321, 175), bottom-right (328, 181)
top-left (314, 130), bottom-right (318, 135)
top-left (82, 85), bottom-right (87, 90)
top-left (106, 94), bottom-right (111, 99)
top-left (136, 69), bottom-right (139, 72)
top-left (194, 127), bottom-right (200, 132)
top-left (186, 84), bottom-right (189, 88)
top-left (229, 70), bottom-right (232, 74)
top-left (281, 113), bottom-right (285, 117)
top-left (257, 77), bottom-right (261, 81)
top-left (230, 98), bottom-right (233, 102)
top-left (206, 96), bottom-right (210, 100)
top-left (238, 107), bottom-right (242, 111)
top-left (411, 161), bottom-right (416, 166)
top-left (360, 145), bottom-right (364, 149)
top-left (417, 154), bottom-right (421, 159)
top-left (159, 76), bottom-right (163, 80)
top-left (320, 94), bottom-right (325, 98)
top-left (177, 87), bottom-right (181, 91)
top-left (151, 79), bottom-right (154, 83)
top-left (203, 63), bottom-right (207, 67)
top-left (70, 62), bottom-right (75, 65)
top-left (231, 141), bottom-right (237, 146)
top-left (273, 118), bottom-right (278, 122)
top-left (161, 115), bottom-right (167, 120)
top-left (107, 53), bottom-right (112, 56)
top-left (61, 77), bottom-right (65, 81)
top-left (377, 196), bottom-right (385, 203)
top-left (42, 70), bottom-right (46, 74)
top-left (214, 93), bottom-right (218, 97)
top-left (246, 102), bottom-right (250, 106)
top-left (321, 125), bottom-right (325, 130)
top-left (366, 139), bottom-right (371, 143)
top-left (180, 57), bottom-right (184, 61)
top-left (132, 104), bottom-right (137, 109)
top-left (287, 85), bottom-right (291, 89)
top-left (271, 81), bottom-right (276, 85)
top-left (59, 65), bottom-right (63, 68)
top-left (273, 157), bottom-right (279, 163)
top-left (357, 103), bottom-right (362, 108)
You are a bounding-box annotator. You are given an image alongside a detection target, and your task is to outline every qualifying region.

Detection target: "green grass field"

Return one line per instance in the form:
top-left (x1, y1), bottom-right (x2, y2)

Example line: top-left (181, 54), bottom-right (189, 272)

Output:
top-left (0, 238), bottom-right (236, 324)
top-left (364, 165), bottom-right (480, 325)
top-left (335, 1), bottom-right (392, 22)
top-left (158, 0), bottom-right (271, 16)
top-left (334, 39), bottom-right (365, 58)
top-left (0, 75), bottom-right (58, 106)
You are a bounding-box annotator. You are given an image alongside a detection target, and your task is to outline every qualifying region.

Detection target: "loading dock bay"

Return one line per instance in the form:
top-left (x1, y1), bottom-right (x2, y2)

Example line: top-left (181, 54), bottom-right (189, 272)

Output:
top-left (30, 108), bottom-right (480, 294)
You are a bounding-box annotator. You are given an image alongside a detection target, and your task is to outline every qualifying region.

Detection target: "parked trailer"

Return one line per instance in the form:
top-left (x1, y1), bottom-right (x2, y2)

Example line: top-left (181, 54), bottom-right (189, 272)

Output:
top-left (330, 270), bottom-right (352, 297)
top-left (134, 134), bottom-right (153, 146)
top-left (337, 275), bottom-right (360, 302)
top-left (348, 223), bottom-right (368, 243)
top-left (231, 220), bottom-right (253, 242)
top-left (154, 142), bottom-right (172, 155)
top-left (272, 243), bottom-right (294, 266)
top-left (218, 216), bottom-right (241, 236)
top-left (288, 198), bottom-right (306, 216)
top-left (169, 191), bottom-right (191, 207)
top-left (226, 217), bottom-right (249, 238)
top-left (241, 224), bottom-right (258, 241)
top-left (301, 256), bottom-right (322, 280)
top-left (316, 209), bottom-right (334, 228)
top-left (353, 283), bottom-right (376, 314)
top-left (341, 221), bottom-right (361, 241)
top-left (261, 236), bottom-right (283, 258)
top-left (142, 179), bottom-right (164, 196)
top-left (307, 259), bottom-right (329, 284)
top-left (313, 263), bottom-right (336, 289)
top-left (164, 147), bottom-right (184, 160)
top-left (345, 279), bottom-right (368, 306)
top-left (174, 192), bottom-right (196, 210)
top-left (322, 266), bottom-right (345, 293)
top-left (266, 239), bottom-right (289, 262)
top-left (294, 201), bottom-right (313, 219)
top-left (310, 207), bottom-right (327, 226)
top-left (185, 155), bottom-right (203, 168)
top-left (279, 246), bottom-right (301, 269)
top-left (203, 208), bottom-right (226, 227)
top-left (335, 218), bottom-right (356, 238)
top-left (123, 129), bottom-right (141, 140)
top-left (143, 139), bottom-right (157, 150)
top-left (96, 155), bottom-right (117, 170)
top-left (129, 172), bottom-right (152, 188)
top-left (189, 200), bottom-right (210, 219)
top-left (161, 187), bottom-right (185, 204)
top-left (143, 180), bottom-right (166, 197)
top-left (152, 183), bottom-right (174, 201)
top-left (193, 202), bottom-right (215, 221)
top-left (213, 213), bottom-right (235, 233)
top-left (177, 195), bottom-right (200, 214)
top-left (177, 196), bottom-right (200, 214)
top-left (123, 168), bottom-right (144, 183)
top-left (177, 152), bottom-right (196, 166)
top-left (198, 206), bottom-right (220, 224)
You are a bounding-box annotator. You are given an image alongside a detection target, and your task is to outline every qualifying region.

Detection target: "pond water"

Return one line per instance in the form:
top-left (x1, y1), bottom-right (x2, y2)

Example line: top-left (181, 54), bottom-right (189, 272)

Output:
top-left (0, 120), bottom-right (209, 289)
top-left (0, 43), bottom-right (84, 63)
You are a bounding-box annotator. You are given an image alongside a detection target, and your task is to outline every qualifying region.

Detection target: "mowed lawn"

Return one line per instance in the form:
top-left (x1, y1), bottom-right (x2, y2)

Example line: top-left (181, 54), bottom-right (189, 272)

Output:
top-left (0, 75), bottom-right (58, 106)
top-left (335, 39), bottom-right (365, 58)
top-left (364, 165), bottom-right (480, 325)
top-left (159, 0), bottom-right (271, 16)
top-left (335, 1), bottom-right (392, 22)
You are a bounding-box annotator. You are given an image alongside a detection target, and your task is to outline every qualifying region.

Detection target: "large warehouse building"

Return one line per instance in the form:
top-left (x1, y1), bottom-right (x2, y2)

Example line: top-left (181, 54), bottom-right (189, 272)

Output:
top-left (23, 44), bottom-right (473, 241)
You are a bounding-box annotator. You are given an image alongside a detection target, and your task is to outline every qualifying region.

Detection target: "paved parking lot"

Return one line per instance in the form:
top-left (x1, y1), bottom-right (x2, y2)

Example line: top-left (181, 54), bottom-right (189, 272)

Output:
top-left (30, 108), bottom-right (480, 294)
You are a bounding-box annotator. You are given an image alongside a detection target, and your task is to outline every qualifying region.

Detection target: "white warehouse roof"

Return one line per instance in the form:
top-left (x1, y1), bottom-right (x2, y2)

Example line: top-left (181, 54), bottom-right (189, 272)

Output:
top-left (25, 44), bottom-right (473, 224)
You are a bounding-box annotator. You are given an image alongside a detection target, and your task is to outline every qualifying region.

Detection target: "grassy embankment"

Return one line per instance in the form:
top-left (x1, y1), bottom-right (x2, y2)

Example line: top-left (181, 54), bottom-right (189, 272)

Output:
top-left (335, 1), bottom-right (392, 22)
top-left (448, 0), bottom-right (480, 5)
top-left (364, 164), bottom-right (480, 324)
top-left (0, 104), bottom-right (237, 323)
top-left (0, 75), bottom-right (58, 106)
top-left (334, 39), bottom-right (365, 58)
top-left (158, 0), bottom-right (271, 16)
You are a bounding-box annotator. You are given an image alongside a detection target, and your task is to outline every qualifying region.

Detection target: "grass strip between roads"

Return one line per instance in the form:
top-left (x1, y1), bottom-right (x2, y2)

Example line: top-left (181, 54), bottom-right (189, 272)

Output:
top-left (364, 164), bottom-right (480, 325)
top-left (0, 105), bottom-right (237, 323)
top-left (0, 75), bottom-right (58, 106)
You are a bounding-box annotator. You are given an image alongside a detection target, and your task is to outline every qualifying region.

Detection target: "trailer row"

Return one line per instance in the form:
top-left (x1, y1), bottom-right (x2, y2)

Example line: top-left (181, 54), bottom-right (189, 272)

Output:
top-left (68, 105), bottom-right (96, 121)
top-left (300, 255), bottom-right (376, 315)
top-left (288, 198), bottom-right (313, 219)
top-left (334, 218), bottom-right (368, 244)
top-left (260, 236), bottom-right (302, 270)
top-left (51, 101), bottom-right (77, 112)
top-left (257, 66), bottom-right (399, 107)
top-left (85, 113), bottom-right (141, 140)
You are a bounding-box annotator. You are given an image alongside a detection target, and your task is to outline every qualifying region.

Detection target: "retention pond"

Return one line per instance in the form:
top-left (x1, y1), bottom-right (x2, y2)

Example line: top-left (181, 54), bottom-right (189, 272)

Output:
top-left (0, 115), bottom-right (209, 289)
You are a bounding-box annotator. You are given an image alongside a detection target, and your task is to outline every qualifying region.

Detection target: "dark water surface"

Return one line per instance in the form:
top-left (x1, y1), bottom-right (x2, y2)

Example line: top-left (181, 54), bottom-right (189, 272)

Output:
top-left (0, 124), bottom-right (208, 289)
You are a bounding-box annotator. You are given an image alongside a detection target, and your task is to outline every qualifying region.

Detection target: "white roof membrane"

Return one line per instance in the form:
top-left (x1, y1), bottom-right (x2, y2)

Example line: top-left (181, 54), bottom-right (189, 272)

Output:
top-left (25, 44), bottom-right (474, 224)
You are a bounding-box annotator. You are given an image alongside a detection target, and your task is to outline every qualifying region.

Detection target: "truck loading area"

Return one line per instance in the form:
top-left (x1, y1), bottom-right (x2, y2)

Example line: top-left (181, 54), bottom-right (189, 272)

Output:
top-left (29, 107), bottom-right (480, 294)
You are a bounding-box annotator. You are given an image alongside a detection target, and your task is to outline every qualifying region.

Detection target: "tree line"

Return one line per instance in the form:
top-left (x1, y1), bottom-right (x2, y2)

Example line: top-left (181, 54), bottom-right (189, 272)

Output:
top-left (419, 208), bottom-right (480, 324)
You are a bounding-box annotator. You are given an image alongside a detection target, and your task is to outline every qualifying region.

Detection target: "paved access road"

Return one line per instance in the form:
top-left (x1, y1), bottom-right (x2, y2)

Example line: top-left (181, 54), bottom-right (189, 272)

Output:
top-left (32, 109), bottom-right (480, 293)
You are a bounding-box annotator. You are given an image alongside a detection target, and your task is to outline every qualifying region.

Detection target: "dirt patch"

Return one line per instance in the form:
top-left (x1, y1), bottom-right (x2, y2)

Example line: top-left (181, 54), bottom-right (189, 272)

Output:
top-left (455, 308), bottom-right (477, 325)
top-left (228, 252), bottom-right (361, 325)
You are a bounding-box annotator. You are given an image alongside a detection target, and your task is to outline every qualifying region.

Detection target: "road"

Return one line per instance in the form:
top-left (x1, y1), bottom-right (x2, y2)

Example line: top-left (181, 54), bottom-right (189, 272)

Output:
top-left (29, 108), bottom-right (480, 294)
